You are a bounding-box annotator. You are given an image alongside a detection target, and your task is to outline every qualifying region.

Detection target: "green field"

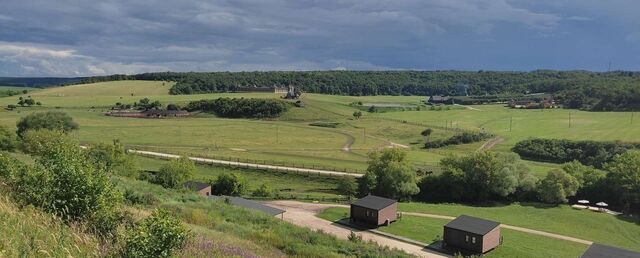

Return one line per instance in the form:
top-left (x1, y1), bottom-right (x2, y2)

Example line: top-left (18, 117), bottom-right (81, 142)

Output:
top-left (136, 156), bottom-right (343, 199)
top-left (318, 207), bottom-right (589, 258)
top-left (1, 80), bottom-right (639, 174)
top-left (398, 202), bottom-right (640, 251)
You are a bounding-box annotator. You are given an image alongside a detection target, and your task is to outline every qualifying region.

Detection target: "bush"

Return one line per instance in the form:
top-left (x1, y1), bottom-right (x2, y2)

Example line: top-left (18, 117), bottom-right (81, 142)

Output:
top-left (87, 140), bottom-right (138, 177)
top-left (0, 126), bottom-right (17, 151)
top-left (153, 156), bottom-right (195, 189)
top-left (185, 98), bottom-right (290, 118)
top-left (121, 209), bottom-right (188, 258)
top-left (211, 173), bottom-right (246, 196)
top-left (16, 111), bottom-right (78, 137)
top-left (424, 131), bottom-right (493, 149)
top-left (124, 188), bottom-right (158, 205)
top-left (5, 132), bottom-right (123, 231)
top-left (512, 138), bottom-right (638, 168)
top-left (358, 148), bottom-right (419, 200)
top-left (251, 183), bottom-right (273, 197)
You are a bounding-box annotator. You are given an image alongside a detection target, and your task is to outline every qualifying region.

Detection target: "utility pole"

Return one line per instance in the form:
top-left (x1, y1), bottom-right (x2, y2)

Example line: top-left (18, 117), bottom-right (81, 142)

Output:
top-left (363, 128), bottom-right (366, 144)
top-left (569, 113), bottom-right (572, 128)
top-left (632, 112), bottom-right (635, 125)
top-left (276, 126), bottom-right (279, 144)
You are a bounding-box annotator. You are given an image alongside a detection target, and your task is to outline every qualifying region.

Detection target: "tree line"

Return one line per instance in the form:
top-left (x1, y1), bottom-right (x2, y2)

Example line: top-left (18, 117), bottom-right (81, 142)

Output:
top-left (75, 70), bottom-right (640, 111)
top-left (185, 98), bottom-right (291, 118)
top-left (350, 148), bottom-right (639, 214)
top-left (512, 138), bottom-right (640, 168)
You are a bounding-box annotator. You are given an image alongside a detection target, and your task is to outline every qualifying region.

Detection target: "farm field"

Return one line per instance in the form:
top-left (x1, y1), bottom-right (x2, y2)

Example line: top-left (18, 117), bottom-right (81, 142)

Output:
top-left (1, 80), bottom-right (638, 176)
top-left (136, 156), bottom-right (343, 199)
top-left (318, 207), bottom-right (589, 258)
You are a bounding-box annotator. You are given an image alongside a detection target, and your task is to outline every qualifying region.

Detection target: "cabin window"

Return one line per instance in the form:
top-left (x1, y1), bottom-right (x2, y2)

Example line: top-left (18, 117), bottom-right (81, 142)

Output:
top-left (472, 237), bottom-right (476, 244)
top-left (465, 235), bottom-right (469, 242)
top-left (366, 210), bottom-right (373, 217)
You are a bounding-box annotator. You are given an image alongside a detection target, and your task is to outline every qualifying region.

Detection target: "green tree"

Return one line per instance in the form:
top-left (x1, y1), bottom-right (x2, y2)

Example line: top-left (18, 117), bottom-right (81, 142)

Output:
top-left (0, 126), bottom-right (17, 151)
top-left (154, 156), bottom-right (195, 189)
top-left (367, 105), bottom-right (377, 113)
top-left (420, 128), bottom-right (433, 142)
top-left (122, 209), bottom-right (187, 258)
top-left (352, 111), bottom-right (362, 119)
top-left (439, 151), bottom-right (533, 201)
top-left (537, 169), bottom-right (580, 204)
top-left (88, 140), bottom-right (138, 177)
top-left (20, 129), bottom-right (69, 155)
top-left (359, 149), bottom-right (419, 200)
top-left (212, 173), bottom-right (246, 196)
top-left (336, 176), bottom-right (357, 197)
top-left (603, 151), bottom-right (640, 211)
top-left (16, 111), bottom-right (78, 137)
top-left (561, 161), bottom-right (605, 188)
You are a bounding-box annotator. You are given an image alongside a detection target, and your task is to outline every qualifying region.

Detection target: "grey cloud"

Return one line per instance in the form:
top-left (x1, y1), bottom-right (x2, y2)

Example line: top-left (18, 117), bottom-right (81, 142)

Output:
top-left (0, 0), bottom-right (639, 76)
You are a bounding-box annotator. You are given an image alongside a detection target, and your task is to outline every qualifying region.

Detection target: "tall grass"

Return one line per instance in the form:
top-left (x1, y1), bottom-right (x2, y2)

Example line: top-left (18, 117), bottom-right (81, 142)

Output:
top-left (0, 195), bottom-right (102, 257)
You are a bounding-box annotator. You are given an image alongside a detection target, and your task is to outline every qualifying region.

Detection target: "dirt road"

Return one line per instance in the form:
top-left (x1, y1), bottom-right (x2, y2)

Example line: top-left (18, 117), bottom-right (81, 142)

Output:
top-left (266, 200), bottom-right (449, 258)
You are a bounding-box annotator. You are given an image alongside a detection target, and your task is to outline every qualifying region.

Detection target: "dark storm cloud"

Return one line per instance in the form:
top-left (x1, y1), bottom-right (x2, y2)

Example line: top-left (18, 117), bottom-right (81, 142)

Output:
top-left (0, 0), bottom-right (638, 76)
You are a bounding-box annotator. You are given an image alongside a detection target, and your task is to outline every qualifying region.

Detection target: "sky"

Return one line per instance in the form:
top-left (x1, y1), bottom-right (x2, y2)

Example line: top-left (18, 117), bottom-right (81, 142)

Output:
top-left (0, 0), bottom-right (639, 77)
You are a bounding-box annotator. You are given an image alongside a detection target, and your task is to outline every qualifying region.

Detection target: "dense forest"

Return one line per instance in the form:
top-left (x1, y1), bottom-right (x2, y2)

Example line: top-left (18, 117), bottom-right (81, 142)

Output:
top-left (185, 98), bottom-right (291, 118)
top-left (512, 138), bottom-right (640, 168)
top-left (77, 70), bottom-right (640, 111)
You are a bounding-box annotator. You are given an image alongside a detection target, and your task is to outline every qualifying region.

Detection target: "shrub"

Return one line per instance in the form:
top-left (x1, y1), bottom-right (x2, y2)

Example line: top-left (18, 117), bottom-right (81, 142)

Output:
top-left (88, 140), bottom-right (138, 177)
top-left (121, 209), bottom-right (188, 258)
top-left (153, 156), bottom-right (195, 189)
top-left (0, 126), bottom-right (17, 151)
top-left (124, 188), bottom-right (158, 205)
top-left (15, 111), bottom-right (78, 137)
top-left (347, 231), bottom-right (362, 243)
top-left (5, 132), bottom-right (123, 235)
top-left (251, 183), bottom-right (273, 197)
top-left (424, 131), bottom-right (493, 149)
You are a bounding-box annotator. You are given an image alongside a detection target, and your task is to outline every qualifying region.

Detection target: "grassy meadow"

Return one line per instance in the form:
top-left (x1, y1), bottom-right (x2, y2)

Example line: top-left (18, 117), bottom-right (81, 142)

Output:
top-left (1, 80), bottom-right (638, 174)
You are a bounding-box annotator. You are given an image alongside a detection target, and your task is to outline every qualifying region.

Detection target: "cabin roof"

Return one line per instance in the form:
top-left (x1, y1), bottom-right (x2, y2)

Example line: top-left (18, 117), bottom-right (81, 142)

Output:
top-left (580, 243), bottom-right (640, 258)
top-left (351, 195), bottom-right (397, 211)
top-left (444, 215), bottom-right (500, 235)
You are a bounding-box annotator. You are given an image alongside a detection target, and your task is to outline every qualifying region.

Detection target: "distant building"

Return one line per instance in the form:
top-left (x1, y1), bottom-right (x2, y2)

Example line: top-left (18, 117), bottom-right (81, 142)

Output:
top-left (106, 109), bottom-right (189, 118)
top-left (184, 181), bottom-right (211, 197)
top-left (443, 215), bottom-right (501, 254)
top-left (508, 98), bottom-right (557, 109)
top-left (350, 195), bottom-right (398, 227)
top-left (427, 95), bottom-right (453, 105)
top-left (580, 243), bottom-right (640, 258)
top-left (233, 85), bottom-right (290, 94)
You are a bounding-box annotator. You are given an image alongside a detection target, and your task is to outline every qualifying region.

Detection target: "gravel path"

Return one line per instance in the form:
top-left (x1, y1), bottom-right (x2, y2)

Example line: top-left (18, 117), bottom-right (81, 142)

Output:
top-left (265, 200), bottom-right (449, 258)
top-left (267, 200), bottom-right (594, 248)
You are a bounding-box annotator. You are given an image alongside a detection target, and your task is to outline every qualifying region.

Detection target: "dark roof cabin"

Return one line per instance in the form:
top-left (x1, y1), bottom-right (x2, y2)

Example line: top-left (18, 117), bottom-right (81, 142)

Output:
top-left (581, 243), bottom-right (640, 258)
top-left (427, 95), bottom-right (452, 104)
top-left (210, 196), bottom-right (285, 217)
top-left (183, 181), bottom-right (211, 197)
top-left (443, 215), bottom-right (501, 254)
top-left (350, 195), bottom-right (398, 227)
